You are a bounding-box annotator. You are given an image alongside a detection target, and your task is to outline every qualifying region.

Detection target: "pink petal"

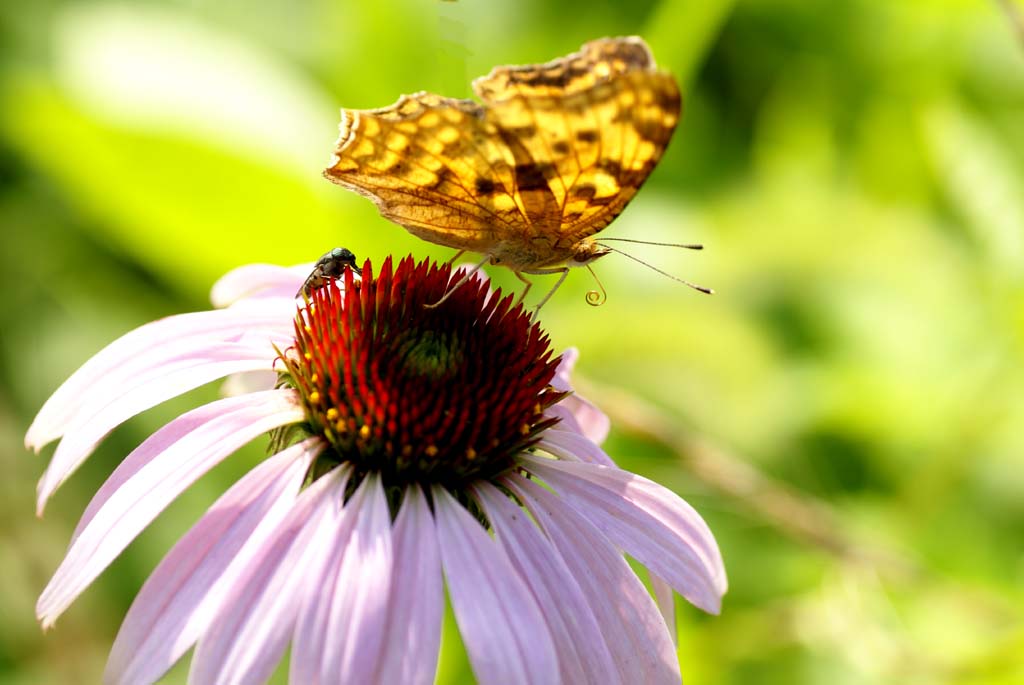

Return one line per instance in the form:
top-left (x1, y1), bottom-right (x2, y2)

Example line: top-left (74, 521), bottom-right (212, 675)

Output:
top-left (290, 474), bottom-right (393, 683)
top-left (506, 474), bottom-right (681, 684)
top-left (26, 310), bottom-right (292, 451)
top-left (37, 345), bottom-right (279, 511)
top-left (551, 347), bottom-right (610, 445)
top-left (318, 475), bottom-right (393, 682)
top-left (433, 486), bottom-right (558, 685)
top-left (560, 394), bottom-right (611, 444)
top-left (545, 403), bottom-right (586, 435)
top-left (70, 387), bottom-right (300, 541)
top-left (35, 389), bottom-right (305, 628)
top-left (290, 475), bottom-right (361, 685)
top-left (104, 438), bottom-right (321, 685)
top-left (473, 481), bottom-right (619, 684)
top-left (190, 466), bottom-right (350, 685)
top-left (210, 262), bottom-right (310, 308)
top-left (374, 486), bottom-right (443, 685)
top-left (535, 426), bottom-right (617, 466)
top-left (550, 347), bottom-right (582, 394)
top-left (523, 456), bottom-right (727, 613)
top-left (650, 573), bottom-right (678, 647)
top-left (220, 370), bottom-right (279, 397)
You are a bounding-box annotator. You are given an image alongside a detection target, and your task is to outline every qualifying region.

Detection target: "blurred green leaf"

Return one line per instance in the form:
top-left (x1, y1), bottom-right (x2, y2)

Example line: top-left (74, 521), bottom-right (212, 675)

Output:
top-left (645, 0), bottom-right (737, 86)
top-left (2, 77), bottom-right (353, 298)
top-left (3, 0), bottom-right (1024, 683)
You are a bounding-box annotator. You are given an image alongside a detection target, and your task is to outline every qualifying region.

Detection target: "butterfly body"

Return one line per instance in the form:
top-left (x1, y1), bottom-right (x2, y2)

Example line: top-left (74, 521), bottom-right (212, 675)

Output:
top-left (324, 36), bottom-right (680, 297)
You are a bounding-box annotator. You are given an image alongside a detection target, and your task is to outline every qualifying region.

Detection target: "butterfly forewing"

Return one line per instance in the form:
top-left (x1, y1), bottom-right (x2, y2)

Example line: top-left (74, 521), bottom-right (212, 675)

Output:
top-left (325, 95), bottom-right (524, 252)
top-left (323, 36), bottom-right (681, 272)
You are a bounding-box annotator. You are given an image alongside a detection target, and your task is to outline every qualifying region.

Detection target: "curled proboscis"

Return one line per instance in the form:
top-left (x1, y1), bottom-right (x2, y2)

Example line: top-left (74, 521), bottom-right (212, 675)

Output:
top-left (585, 265), bottom-right (607, 306)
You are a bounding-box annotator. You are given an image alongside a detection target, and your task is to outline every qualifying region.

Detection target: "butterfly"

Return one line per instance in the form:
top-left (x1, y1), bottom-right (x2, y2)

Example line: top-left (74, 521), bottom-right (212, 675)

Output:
top-left (324, 36), bottom-right (701, 311)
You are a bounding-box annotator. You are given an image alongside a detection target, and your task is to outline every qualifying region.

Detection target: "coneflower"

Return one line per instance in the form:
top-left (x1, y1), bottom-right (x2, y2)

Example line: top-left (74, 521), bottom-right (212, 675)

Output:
top-left (27, 255), bottom-right (726, 684)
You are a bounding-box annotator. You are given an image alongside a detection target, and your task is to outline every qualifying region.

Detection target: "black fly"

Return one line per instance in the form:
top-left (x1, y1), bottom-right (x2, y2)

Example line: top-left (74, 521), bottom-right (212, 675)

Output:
top-left (297, 247), bottom-right (360, 298)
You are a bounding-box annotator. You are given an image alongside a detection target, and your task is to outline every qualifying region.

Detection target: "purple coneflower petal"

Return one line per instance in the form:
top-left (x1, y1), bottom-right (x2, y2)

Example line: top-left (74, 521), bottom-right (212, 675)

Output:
top-left (550, 347), bottom-right (610, 445)
top-left (650, 573), bottom-right (678, 647)
top-left (26, 309), bottom-right (292, 451)
top-left (289, 476), bottom-right (361, 685)
top-left (190, 466), bottom-right (350, 685)
top-left (536, 425), bottom-right (617, 467)
top-left (220, 370), bottom-right (280, 397)
top-left (473, 481), bottom-right (620, 684)
top-left (104, 438), bottom-right (321, 685)
top-left (69, 387), bottom-right (299, 541)
top-left (506, 474), bottom-right (681, 684)
top-left (560, 394), bottom-right (610, 444)
top-left (210, 263), bottom-right (309, 308)
top-left (36, 389), bottom-right (305, 628)
top-left (37, 344), bottom-right (284, 511)
top-left (329, 475), bottom-right (393, 682)
top-left (294, 474), bottom-right (392, 683)
top-left (523, 456), bottom-right (727, 613)
top-left (433, 486), bottom-right (559, 684)
top-left (374, 486), bottom-right (443, 685)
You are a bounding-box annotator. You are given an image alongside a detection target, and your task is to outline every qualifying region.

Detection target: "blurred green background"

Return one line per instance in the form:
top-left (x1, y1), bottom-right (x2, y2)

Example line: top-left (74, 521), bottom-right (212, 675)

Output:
top-left (2, 0), bottom-right (1023, 683)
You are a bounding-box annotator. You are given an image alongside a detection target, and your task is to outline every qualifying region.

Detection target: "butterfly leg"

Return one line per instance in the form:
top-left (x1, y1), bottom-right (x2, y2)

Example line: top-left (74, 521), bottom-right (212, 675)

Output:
top-left (444, 250), bottom-right (467, 267)
top-left (532, 268), bottom-right (570, 315)
top-left (518, 267), bottom-right (570, 321)
top-left (424, 254), bottom-right (491, 309)
top-left (513, 271), bottom-right (534, 308)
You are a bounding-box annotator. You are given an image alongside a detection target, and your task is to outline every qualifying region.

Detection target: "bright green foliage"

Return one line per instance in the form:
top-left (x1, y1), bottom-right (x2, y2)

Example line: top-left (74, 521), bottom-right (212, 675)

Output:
top-left (1, 1), bottom-right (1022, 683)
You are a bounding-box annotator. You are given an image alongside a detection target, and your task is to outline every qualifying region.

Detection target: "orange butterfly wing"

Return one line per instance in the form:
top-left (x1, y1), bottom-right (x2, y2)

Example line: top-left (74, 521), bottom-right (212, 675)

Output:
top-left (323, 36), bottom-right (680, 271)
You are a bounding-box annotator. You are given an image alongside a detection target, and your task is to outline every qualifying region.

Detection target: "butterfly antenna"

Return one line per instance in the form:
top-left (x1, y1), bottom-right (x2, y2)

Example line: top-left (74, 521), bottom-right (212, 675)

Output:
top-left (601, 245), bottom-right (714, 294)
top-left (599, 238), bottom-right (704, 250)
top-left (585, 265), bottom-right (607, 306)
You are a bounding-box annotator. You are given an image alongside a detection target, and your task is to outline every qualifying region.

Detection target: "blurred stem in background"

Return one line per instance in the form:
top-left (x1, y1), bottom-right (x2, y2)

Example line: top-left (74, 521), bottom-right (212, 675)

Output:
top-left (996, 0), bottom-right (1024, 48)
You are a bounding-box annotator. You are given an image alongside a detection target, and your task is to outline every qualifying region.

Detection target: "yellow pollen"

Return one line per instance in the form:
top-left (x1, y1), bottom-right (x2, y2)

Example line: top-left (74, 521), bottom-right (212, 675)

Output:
top-left (311, 373), bottom-right (319, 383)
top-left (326, 408), bottom-right (339, 421)
top-left (402, 445), bottom-right (413, 457)
top-left (520, 423), bottom-right (530, 435)
top-left (304, 352), bottom-right (313, 361)
top-left (359, 425), bottom-right (371, 439)
top-left (304, 325), bottom-right (312, 334)
top-left (425, 445), bottom-right (439, 457)
top-left (534, 402), bottom-right (542, 414)
top-left (309, 391), bottom-right (321, 404)
top-left (466, 448), bottom-right (477, 460)
top-left (335, 420), bottom-right (346, 433)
